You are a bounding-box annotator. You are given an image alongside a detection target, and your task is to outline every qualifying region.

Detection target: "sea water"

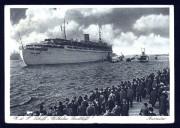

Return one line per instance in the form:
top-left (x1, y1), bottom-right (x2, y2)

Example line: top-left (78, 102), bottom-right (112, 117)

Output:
top-left (10, 55), bottom-right (169, 115)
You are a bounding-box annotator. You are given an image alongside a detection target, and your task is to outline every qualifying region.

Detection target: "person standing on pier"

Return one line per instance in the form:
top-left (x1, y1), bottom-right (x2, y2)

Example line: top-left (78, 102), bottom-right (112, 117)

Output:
top-left (121, 99), bottom-right (129, 116)
top-left (159, 91), bottom-right (168, 116)
top-left (86, 101), bottom-right (96, 116)
top-left (149, 88), bottom-right (157, 107)
top-left (127, 86), bottom-right (134, 107)
top-left (57, 101), bottom-right (64, 116)
top-left (132, 79), bottom-right (137, 100)
top-left (136, 83), bottom-right (142, 102)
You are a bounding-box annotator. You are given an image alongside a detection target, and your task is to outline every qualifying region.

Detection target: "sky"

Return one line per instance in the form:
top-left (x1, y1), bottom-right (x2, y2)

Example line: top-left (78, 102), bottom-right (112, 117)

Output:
top-left (10, 7), bottom-right (170, 55)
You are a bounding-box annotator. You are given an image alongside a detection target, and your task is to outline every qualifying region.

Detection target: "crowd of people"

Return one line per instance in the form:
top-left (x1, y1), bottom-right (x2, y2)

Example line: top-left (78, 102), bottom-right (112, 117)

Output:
top-left (26, 68), bottom-right (170, 116)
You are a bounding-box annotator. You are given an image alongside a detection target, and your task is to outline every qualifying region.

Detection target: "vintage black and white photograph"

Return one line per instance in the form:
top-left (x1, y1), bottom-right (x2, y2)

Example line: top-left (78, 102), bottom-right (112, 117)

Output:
top-left (5, 5), bottom-right (174, 123)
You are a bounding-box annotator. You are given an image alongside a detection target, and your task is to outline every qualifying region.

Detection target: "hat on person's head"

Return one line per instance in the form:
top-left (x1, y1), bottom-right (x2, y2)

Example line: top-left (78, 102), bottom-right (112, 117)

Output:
top-left (78, 95), bottom-right (82, 98)
top-left (59, 101), bottom-right (62, 105)
top-left (73, 96), bottom-right (77, 99)
top-left (89, 101), bottom-right (93, 105)
top-left (65, 98), bottom-right (69, 102)
top-left (144, 103), bottom-right (148, 106)
top-left (71, 99), bottom-right (75, 103)
top-left (84, 95), bottom-right (88, 100)
top-left (160, 82), bottom-right (164, 86)
top-left (162, 91), bottom-right (166, 94)
top-left (163, 85), bottom-right (167, 88)
top-left (149, 107), bottom-right (154, 112)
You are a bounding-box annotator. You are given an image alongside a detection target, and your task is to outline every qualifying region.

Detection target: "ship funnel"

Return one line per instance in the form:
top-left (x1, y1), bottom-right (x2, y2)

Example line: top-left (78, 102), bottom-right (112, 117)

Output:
top-left (84, 34), bottom-right (90, 42)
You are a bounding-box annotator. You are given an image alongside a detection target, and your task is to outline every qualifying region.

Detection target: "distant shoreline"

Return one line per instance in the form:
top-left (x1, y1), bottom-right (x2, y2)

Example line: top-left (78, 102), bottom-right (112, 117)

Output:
top-left (125, 54), bottom-right (169, 56)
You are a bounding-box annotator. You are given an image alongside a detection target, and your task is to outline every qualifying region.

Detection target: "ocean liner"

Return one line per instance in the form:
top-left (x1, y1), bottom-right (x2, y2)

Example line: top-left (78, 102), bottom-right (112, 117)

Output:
top-left (19, 20), bottom-right (112, 65)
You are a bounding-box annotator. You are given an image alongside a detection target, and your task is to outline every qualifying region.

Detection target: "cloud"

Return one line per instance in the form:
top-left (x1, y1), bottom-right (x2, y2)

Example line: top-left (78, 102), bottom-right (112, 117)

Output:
top-left (11, 8), bottom-right (80, 43)
top-left (101, 24), bottom-right (117, 43)
top-left (9, 8), bottom-right (170, 55)
top-left (22, 32), bottom-right (48, 43)
top-left (65, 8), bottom-right (169, 32)
top-left (112, 32), bottom-right (169, 55)
top-left (113, 32), bottom-right (137, 47)
top-left (12, 8), bottom-right (69, 34)
top-left (81, 24), bottom-right (169, 55)
top-left (79, 8), bottom-right (113, 17)
top-left (133, 14), bottom-right (169, 36)
top-left (9, 38), bottom-right (20, 53)
top-left (134, 33), bottom-right (169, 47)
top-left (25, 8), bottom-right (67, 20)
top-left (10, 8), bottom-right (26, 25)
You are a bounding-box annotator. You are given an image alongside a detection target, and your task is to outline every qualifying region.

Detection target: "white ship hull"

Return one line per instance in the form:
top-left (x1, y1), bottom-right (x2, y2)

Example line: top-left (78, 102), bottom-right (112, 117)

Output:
top-left (21, 47), bottom-right (111, 65)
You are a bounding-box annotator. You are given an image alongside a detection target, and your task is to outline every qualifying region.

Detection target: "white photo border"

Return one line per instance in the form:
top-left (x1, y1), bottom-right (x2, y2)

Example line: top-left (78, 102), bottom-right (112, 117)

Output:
top-left (5, 5), bottom-right (174, 124)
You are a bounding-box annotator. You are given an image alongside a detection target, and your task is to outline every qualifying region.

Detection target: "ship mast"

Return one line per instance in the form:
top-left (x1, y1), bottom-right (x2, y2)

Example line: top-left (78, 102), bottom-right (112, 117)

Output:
top-left (63, 19), bottom-right (67, 40)
top-left (18, 32), bottom-right (24, 49)
top-left (99, 25), bottom-right (102, 42)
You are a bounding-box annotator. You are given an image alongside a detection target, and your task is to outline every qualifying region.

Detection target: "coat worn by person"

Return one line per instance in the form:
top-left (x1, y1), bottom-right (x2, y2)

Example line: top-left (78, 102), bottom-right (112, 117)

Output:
top-left (127, 88), bottom-right (134, 100)
top-left (121, 103), bottom-right (129, 116)
top-left (57, 104), bottom-right (64, 116)
top-left (120, 89), bottom-right (127, 101)
top-left (149, 89), bottom-right (157, 107)
top-left (70, 102), bottom-right (78, 116)
top-left (86, 104), bottom-right (96, 116)
top-left (159, 93), bottom-right (168, 116)
top-left (77, 100), bottom-right (88, 116)
top-left (136, 85), bottom-right (142, 96)
top-left (146, 77), bottom-right (152, 95)
top-left (107, 98), bottom-right (115, 111)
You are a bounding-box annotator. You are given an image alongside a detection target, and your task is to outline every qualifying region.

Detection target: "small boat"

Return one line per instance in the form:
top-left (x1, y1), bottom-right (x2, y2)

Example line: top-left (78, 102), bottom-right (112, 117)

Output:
top-left (111, 55), bottom-right (120, 63)
top-left (137, 48), bottom-right (149, 62)
top-left (110, 53), bottom-right (124, 63)
top-left (125, 55), bottom-right (138, 62)
top-left (126, 58), bottom-right (131, 62)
